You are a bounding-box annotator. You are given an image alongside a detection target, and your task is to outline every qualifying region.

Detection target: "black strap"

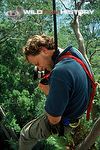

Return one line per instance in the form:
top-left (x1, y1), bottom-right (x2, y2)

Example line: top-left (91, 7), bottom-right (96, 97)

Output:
top-left (52, 0), bottom-right (58, 51)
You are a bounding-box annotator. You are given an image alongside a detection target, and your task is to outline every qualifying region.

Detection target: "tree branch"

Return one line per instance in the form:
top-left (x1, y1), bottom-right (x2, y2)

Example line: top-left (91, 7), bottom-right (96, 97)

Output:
top-left (70, 12), bottom-right (90, 64)
top-left (71, 13), bottom-right (86, 56)
top-left (75, 0), bottom-right (85, 10)
top-left (89, 49), bottom-right (100, 62)
top-left (76, 117), bottom-right (100, 150)
top-left (59, 0), bottom-right (73, 19)
top-left (85, 40), bottom-right (93, 53)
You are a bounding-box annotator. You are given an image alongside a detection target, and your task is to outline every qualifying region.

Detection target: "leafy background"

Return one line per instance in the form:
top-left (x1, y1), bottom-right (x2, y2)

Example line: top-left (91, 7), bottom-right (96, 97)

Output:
top-left (0, 0), bottom-right (100, 149)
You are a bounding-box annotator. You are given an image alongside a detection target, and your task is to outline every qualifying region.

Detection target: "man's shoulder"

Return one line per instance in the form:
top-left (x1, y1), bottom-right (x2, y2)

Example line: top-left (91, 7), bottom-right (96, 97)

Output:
top-left (54, 56), bottom-right (79, 71)
top-left (51, 56), bottom-right (88, 84)
top-left (50, 58), bottom-right (77, 83)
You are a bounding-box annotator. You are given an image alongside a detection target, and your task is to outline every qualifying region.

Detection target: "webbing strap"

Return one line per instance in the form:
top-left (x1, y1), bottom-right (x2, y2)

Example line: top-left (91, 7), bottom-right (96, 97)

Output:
top-left (58, 52), bottom-right (97, 120)
top-left (42, 73), bottom-right (51, 79)
top-left (52, 0), bottom-right (58, 51)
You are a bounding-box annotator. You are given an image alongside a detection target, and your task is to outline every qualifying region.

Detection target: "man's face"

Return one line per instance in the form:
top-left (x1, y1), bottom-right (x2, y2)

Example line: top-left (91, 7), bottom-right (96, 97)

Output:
top-left (27, 48), bottom-right (54, 71)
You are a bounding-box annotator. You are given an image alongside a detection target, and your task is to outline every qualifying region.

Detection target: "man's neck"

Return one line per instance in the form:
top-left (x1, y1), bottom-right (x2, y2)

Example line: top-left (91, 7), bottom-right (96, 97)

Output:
top-left (52, 47), bottom-right (64, 64)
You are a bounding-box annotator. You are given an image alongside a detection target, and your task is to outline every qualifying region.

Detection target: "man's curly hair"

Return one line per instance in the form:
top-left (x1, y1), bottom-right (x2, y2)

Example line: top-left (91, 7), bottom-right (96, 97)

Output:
top-left (23, 34), bottom-right (55, 56)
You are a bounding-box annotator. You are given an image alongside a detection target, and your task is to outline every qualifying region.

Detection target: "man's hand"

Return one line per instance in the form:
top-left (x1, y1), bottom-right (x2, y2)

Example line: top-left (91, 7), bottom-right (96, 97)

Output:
top-left (38, 83), bottom-right (50, 95)
top-left (46, 113), bottom-right (61, 125)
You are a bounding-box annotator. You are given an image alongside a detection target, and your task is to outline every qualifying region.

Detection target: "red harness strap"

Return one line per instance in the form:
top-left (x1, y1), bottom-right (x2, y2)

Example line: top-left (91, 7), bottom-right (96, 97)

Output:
top-left (58, 51), bottom-right (97, 120)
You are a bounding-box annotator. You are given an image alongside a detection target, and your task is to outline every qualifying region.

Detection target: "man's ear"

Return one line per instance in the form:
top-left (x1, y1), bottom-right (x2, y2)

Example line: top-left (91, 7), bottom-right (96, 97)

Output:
top-left (40, 47), bottom-right (54, 57)
top-left (41, 47), bottom-right (49, 55)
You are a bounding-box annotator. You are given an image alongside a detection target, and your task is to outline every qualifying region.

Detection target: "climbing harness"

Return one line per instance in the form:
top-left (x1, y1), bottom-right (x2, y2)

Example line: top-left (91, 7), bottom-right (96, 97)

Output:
top-left (57, 51), bottom-right (97, 121)
top-left (41, 50), bottom-right (97, 121)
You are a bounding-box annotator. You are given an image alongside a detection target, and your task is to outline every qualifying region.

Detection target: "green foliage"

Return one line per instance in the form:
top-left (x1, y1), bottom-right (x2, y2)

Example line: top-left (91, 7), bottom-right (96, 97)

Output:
top-left (35, 89), bottom-right (46, 117)
top-left (7, 139), bottom-right (18, 150)
top-left (95, 138), bottom-right (100, 150)
top-left (2, 88), bottom-right (46, 128)
top-left (0, 0), bottom-right (100, 149)
top-left (47, 135), bottom-right (70, 150)
top-left (58, 26), bottom-right (78, 48)
top-left (80, 0), bottom-right (100, 54)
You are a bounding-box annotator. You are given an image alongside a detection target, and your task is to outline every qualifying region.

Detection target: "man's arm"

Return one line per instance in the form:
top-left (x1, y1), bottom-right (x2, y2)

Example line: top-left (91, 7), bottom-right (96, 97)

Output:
top-left (38, 83), bottom-right (50, 95)
top-left (46, 113), bottom-right (61, 125)
top-left (38, 83), bottom-right (61, 124)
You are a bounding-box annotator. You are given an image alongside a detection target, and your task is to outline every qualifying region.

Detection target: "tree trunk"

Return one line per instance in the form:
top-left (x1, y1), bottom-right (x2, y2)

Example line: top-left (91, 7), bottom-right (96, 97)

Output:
top-left (70, 13), bottom-right (90, 65)
top-left (76, 117), bottom-right (100, 150)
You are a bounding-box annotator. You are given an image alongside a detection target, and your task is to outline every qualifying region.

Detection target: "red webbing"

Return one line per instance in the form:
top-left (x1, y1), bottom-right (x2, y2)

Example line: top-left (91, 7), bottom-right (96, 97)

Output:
top-left (58, 52), bottom-right (97, 120)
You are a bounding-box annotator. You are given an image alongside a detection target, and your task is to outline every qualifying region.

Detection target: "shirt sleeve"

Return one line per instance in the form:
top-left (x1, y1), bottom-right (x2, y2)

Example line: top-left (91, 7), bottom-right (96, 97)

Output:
top-left (45, 68), bottom-right (70, 117)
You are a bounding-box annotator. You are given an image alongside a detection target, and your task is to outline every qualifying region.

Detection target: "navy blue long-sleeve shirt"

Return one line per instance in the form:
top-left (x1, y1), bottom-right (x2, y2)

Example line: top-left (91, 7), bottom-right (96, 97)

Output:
top-left (45, 46), bottom-right (91, 120)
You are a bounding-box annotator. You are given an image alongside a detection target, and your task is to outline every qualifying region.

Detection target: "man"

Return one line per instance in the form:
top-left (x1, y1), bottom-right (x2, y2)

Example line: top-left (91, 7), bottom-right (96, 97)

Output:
top-left (19, 34), bottom-right (91, 150)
